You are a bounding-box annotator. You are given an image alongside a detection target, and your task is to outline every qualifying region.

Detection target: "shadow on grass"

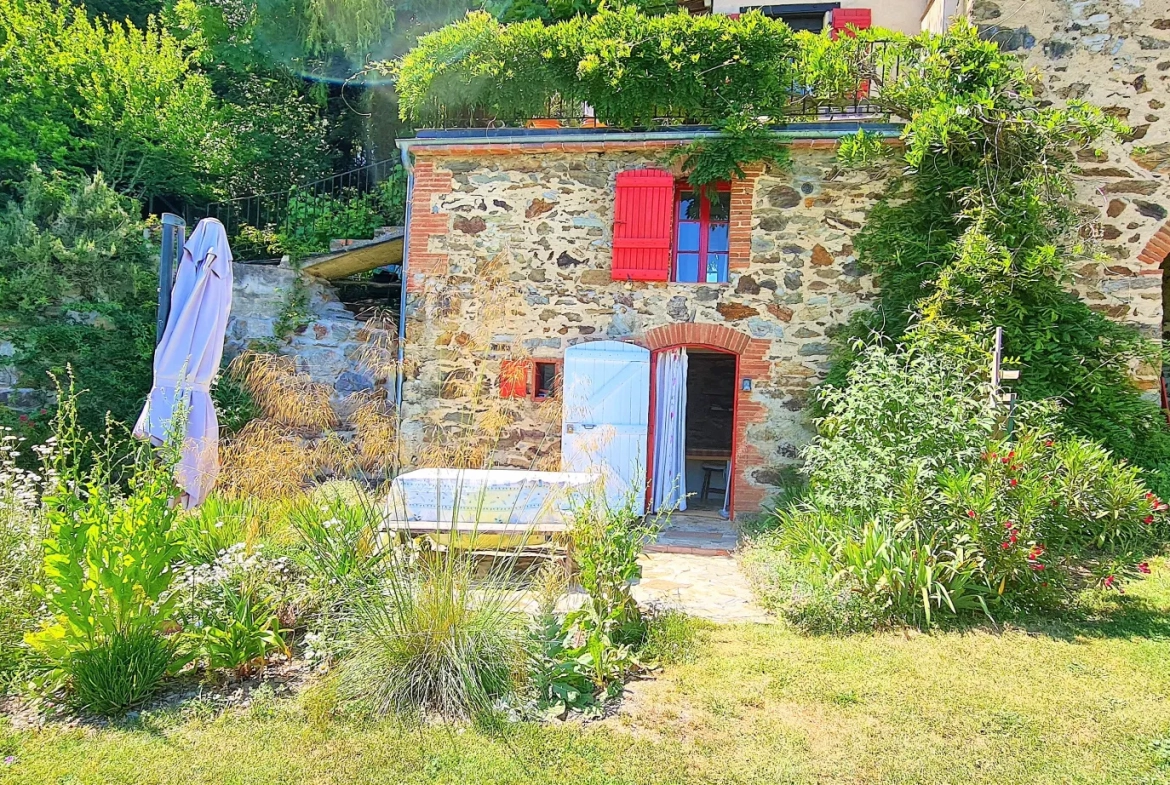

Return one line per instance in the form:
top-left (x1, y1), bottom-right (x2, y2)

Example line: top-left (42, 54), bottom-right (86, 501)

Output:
top-left (1008, 592), bottom-right (1170, 642)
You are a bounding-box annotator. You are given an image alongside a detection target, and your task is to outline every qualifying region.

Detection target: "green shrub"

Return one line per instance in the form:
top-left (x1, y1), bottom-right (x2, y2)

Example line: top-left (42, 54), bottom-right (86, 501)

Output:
top-left (197, 585), bottom-right (288, 678)
top-left (569, 495), bottom-right (655, 645)
top-left (24, 389), bottom-right (184, 707)
top-left (527, 496), bottom-right (662, 717)
top-left (65, 628), bottom-right (175, 717)
top-left (172, 537), bottom-right (300, 679)
top-left (274, 187), bottom-right (395, 259)
top-left (757, 347), bottom-right (1167, 627)
top-left (0, 170), bottom-right (156, 435)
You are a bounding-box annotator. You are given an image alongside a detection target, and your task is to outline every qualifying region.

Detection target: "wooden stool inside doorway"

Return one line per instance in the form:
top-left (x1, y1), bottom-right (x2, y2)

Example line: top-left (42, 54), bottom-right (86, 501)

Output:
top-left (699, 463), bottom-right (727, 502)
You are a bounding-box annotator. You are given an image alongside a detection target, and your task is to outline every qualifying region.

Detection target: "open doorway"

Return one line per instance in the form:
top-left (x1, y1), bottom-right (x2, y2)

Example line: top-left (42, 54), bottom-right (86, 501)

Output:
top-left (650, 347), bottom-right (737, 517)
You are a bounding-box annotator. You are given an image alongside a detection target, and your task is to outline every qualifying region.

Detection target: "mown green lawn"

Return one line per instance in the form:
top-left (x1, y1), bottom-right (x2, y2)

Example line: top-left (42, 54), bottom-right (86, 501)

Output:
top-left (5, 563), bottom-right (1170, 785)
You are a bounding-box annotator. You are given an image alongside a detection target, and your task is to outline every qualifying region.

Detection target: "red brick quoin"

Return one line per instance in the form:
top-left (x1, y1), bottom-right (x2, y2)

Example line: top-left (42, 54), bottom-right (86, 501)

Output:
top-left (405, 159), bottom-right (454, 293)
top-left (1138, 221), bottom-right (1170, 267)
top-left (642, 323), bottom-right (772, 517)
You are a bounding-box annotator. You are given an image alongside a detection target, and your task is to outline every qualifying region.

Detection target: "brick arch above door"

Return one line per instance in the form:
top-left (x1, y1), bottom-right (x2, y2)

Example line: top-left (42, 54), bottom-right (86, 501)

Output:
top-left (1137, 221), bottom-right (1170, 267)
top-left (642, 323), bottom-right (752, 355)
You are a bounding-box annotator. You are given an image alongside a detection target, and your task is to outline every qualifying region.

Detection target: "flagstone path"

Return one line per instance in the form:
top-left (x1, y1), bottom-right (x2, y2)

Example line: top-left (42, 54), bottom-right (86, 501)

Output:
top-left (632, 551), bottom-right (771, 624)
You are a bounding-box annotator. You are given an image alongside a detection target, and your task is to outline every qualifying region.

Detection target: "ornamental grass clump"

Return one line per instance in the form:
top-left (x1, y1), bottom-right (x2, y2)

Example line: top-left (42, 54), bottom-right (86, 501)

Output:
top-left (334, 548), bottom-right (525, 722)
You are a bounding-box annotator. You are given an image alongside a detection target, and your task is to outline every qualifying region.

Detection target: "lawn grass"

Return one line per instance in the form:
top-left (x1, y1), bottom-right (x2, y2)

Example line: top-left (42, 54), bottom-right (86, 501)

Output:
top-left (4, 561), bottom-right (1170, 784)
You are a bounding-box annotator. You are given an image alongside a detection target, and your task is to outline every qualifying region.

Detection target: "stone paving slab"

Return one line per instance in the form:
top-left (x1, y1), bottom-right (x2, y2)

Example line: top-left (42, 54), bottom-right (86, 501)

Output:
top-left (632, 552), bottom-right (772, 624)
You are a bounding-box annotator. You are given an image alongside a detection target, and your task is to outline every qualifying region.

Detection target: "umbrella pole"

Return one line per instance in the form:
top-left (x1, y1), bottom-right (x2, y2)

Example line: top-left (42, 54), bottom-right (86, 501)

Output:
top-left (157, 214), bottom-right (187, 346)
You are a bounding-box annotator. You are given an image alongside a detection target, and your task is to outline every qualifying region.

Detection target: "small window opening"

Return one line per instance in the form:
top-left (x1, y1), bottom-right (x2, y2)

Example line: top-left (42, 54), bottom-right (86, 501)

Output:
top-left (534, 361), bottom-right (559, 400)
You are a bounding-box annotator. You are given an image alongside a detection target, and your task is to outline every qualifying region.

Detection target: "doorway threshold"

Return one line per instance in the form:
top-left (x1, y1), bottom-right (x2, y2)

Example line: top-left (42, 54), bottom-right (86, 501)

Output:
top-left (646, 510), bottom-right (739, 556)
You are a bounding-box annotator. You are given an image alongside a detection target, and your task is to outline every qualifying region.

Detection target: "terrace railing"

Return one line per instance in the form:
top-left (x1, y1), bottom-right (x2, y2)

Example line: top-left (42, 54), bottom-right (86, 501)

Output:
top-left (192, 158), bottom-right (404, 262)
top-left (413, 39), bottom-right (901, 130)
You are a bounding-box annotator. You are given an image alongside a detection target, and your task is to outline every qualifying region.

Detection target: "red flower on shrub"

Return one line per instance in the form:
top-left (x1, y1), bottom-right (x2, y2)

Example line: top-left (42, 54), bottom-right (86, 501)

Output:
top-left (1138, 562), bottom-right (1152, 575)
top-left (1045, 439), bottom-right (1054, 448)
top-left (966, 509), bottom-right (977, 519)
top-left (1028, 544), bottom-right (1045, 559)
top-left (1102, 575), bottom-right (1116, 590)
top-left (1001, 456), bottom-right (1010, 465)
top-left (1144, 515), bottom-right (1155, 525)
top-left (1009, 478), bottom-right (1018, 487)
top-left (1001, 541), bottom-right (1012, 550)
top-left (18, 414), bottom-right (28, 423)
top-left (1003, 520), bottom-right (1014, 529)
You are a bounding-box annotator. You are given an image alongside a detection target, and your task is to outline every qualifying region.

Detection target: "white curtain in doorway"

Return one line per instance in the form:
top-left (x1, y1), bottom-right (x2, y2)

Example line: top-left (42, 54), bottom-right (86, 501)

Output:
top-left (652, 348), bottom-right (688, 513)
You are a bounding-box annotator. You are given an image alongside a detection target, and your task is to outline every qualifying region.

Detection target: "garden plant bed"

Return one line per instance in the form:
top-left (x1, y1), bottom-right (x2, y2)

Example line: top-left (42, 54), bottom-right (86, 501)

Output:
top-left (5, 560), bottom-right (1170, 784)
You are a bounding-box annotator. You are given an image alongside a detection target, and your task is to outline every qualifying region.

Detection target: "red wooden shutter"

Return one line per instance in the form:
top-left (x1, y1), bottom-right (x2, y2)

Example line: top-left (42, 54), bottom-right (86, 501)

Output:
top-left (831, 8), bottom-right (871, 39)
top-left (612, 169), bottom-right (675, 282)
top-left (500, 360), bottom-right (530, 398)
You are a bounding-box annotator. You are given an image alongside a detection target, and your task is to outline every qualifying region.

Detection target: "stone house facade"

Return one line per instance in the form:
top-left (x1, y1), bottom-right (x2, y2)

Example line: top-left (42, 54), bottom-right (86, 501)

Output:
top-left (395, 129), bottom-right (898, 517)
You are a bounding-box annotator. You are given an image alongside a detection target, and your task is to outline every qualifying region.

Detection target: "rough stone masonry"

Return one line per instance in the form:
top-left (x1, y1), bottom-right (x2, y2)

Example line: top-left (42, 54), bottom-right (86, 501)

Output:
top-left (397, 141), bottom-right (891, 514)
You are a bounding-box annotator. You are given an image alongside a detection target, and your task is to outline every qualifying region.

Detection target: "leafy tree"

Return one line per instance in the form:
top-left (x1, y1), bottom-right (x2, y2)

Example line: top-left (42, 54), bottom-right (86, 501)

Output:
top-left (0, 0), bottom-right (232, 201)
top-left (825, 24), bottom-right (1170, 493)
top-left (485, 0), bottom-right (672, 24)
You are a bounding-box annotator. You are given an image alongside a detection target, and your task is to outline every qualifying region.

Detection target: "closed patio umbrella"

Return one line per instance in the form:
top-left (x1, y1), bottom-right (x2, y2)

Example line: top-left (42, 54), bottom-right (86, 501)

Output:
top-left (134, 218), bottom-right (233, 508)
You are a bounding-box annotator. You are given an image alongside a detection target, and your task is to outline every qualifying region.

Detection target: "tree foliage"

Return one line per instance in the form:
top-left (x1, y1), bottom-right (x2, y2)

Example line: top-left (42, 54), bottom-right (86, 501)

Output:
top-left (0, 170), bottom-right (157, 432)
top-left (393, 9), bottom-right (808, 127)
top-left (0, 0), bottom-right (232, 201)
top-left (828, 23), bottom-right (1170, 493)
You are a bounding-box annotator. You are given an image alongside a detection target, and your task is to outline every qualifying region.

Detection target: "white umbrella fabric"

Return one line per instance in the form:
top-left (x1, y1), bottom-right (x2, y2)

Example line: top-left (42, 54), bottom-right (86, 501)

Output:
top-left (134, 218), bottom-right (234, 508)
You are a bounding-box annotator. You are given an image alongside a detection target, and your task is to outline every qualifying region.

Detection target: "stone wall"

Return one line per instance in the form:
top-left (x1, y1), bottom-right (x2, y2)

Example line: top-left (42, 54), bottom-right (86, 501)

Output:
top-left (976, 0), bottom-right (1170, 381)
top-left (227, 263), bottom-right (390, 397)
top-left (399, 142), bottom-right (892, 513)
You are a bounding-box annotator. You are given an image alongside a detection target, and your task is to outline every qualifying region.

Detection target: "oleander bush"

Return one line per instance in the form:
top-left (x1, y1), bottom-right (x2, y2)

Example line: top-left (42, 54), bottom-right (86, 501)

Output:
top-left (748, 348), bottom-right (1168, 628)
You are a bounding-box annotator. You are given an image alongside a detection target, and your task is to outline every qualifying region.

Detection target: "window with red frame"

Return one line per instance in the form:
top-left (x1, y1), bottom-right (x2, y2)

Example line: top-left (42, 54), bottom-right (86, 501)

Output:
top-left (533, 361), bottom-right (559, 400)
top-left (674, 184), bottom-right (730, 284)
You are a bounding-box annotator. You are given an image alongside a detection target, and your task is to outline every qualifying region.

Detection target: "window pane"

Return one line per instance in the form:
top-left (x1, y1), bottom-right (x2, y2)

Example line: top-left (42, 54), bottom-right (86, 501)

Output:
top-left (677, 221), bottom-right (700, 252)
top-left (706, 253), bottom-right (728, 284)
top-left (707, 190), bottom-right (730, 221)
top-left (678, 193), bottom-right (699, 221)
top-left (708, 222), bottom-right (729, 252)
top-left (676, 253), bottom-right (701, 283)
top-left (535, 363), bottom-right (557, 398)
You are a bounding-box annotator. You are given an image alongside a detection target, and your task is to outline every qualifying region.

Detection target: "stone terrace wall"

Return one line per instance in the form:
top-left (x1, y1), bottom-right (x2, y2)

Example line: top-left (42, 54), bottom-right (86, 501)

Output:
top-left (399, 144), bottom-right (892, 512)
top-left (977, 0), bottom-right (1170, 379)
top-left (228, 263), bottom-right (385, 396)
